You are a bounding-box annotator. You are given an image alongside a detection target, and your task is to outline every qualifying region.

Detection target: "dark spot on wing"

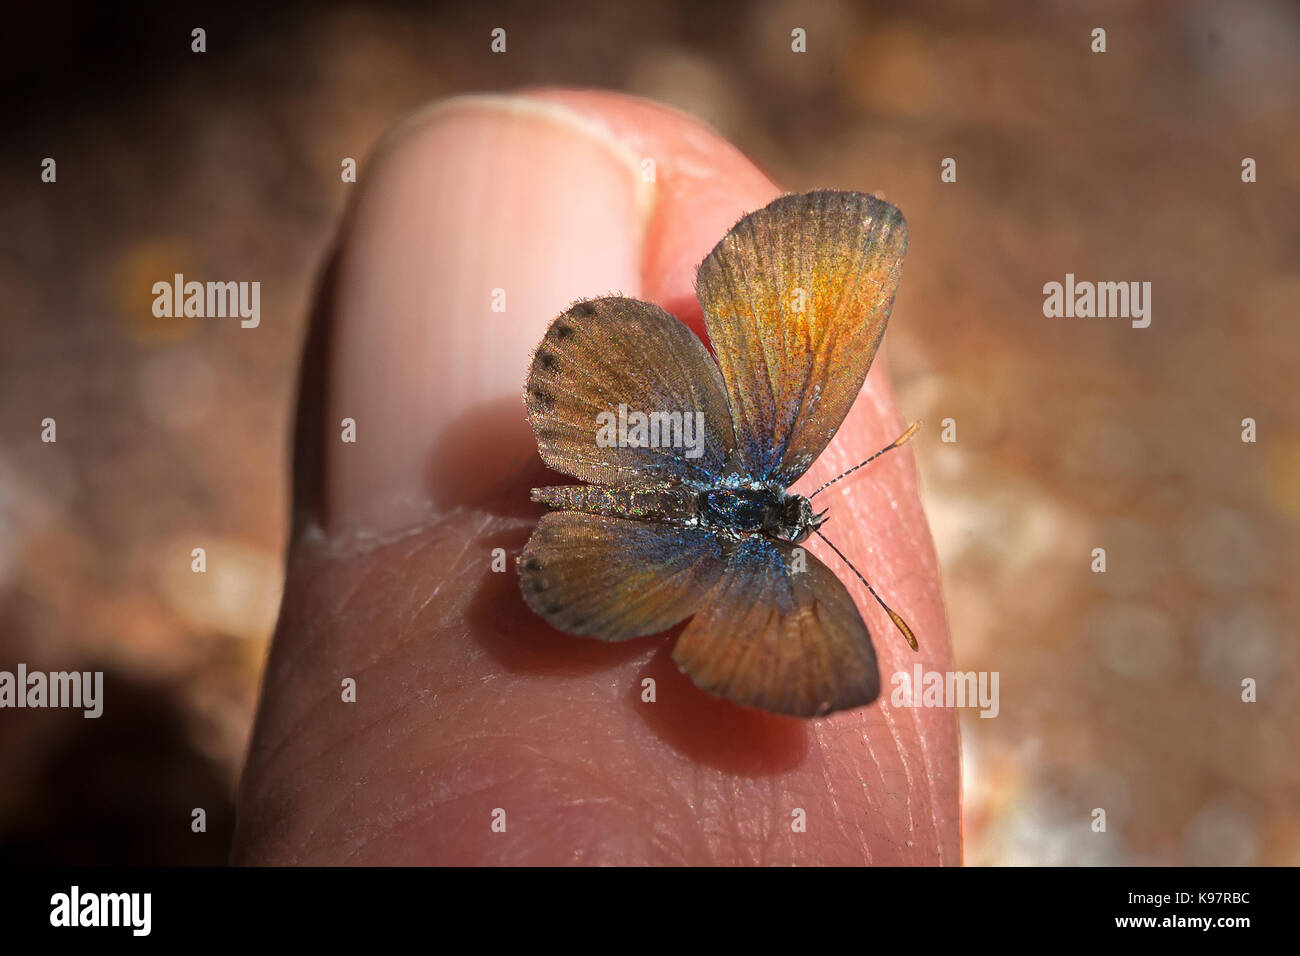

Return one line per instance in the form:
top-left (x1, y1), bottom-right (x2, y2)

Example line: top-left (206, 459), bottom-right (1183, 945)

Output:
top-left (529, 387), bottom-right (554, 410)
top-left (536, 349), bottom-right (556, 370)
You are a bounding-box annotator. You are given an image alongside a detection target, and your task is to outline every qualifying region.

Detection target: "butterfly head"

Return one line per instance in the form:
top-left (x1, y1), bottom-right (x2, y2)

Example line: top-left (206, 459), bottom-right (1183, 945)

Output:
top-left (765, 493), bottom-right (828, 545)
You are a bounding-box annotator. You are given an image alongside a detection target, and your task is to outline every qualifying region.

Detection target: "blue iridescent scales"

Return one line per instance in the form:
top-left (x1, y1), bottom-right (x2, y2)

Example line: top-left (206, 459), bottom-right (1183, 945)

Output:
top-left (519, 191), bottom-right (910, 717)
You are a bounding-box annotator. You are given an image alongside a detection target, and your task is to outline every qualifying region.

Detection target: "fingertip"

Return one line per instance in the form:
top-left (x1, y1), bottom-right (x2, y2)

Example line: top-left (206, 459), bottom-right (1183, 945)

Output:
top-left (522, 89), bottom-right (781, 333)
top-left (316, 94), bottom-right (653, 538)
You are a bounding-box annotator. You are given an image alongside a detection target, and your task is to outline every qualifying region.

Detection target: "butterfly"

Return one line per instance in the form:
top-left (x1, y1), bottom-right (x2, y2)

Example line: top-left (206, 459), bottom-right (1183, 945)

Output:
top-left (517, 190), bottom-right (918, 717)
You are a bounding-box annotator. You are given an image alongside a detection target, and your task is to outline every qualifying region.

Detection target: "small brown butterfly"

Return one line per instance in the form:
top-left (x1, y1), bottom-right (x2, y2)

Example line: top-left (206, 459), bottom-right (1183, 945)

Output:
top-left (517, 191), bottom-right (918, 717)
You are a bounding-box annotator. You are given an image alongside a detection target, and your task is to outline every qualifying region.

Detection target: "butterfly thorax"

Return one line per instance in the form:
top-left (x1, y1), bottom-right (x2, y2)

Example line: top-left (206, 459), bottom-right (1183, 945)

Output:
top-left (696, 487), bottom-right (824, 544)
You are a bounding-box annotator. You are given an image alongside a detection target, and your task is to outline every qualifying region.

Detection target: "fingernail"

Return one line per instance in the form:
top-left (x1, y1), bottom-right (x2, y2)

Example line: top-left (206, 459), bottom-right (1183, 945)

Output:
top-left (320, 95), bottom-right (652, 539)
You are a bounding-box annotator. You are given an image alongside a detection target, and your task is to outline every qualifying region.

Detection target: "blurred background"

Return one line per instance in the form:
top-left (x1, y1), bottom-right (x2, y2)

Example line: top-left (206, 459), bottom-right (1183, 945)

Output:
top-left (1, 0), bottom-right (1297, 865)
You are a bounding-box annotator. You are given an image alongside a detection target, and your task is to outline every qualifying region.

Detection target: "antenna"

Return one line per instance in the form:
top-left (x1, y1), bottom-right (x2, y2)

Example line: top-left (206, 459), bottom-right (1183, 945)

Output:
top-left (808, 421), bottom-right (921, 500)
top-left (814, 529), bottom-right (918, 651)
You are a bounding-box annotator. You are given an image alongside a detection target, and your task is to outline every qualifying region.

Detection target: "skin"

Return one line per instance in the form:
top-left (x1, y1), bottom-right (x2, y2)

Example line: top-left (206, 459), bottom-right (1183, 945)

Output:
top-left (232, 89), bottom-right (961, 865)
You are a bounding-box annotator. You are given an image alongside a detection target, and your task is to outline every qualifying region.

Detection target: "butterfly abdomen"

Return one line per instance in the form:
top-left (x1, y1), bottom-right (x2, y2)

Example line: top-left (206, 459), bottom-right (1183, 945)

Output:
top-left (531, 485), bottom-right (697, 523)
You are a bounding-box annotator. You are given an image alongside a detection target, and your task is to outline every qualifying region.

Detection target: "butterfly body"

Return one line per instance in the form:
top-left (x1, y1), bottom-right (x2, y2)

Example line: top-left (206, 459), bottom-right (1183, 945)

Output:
top-left (696, 487), bottom-right (825, 544)
top-left (532, 482), bottom-right (825, 545)
top-left (518, 190), bottom-right (910, 717)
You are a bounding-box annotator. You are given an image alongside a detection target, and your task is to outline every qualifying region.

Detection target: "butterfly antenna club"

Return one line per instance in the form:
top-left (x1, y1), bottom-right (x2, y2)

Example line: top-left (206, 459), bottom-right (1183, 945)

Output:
top-left (814, 529), bottom-right (919, 651)
top-left (808, 421), bottom-right (921, 500)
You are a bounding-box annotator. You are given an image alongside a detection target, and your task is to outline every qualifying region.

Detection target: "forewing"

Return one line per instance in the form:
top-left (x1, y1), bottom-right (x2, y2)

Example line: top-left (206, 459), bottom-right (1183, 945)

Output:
top-left (671, 535), bottom-right (880, 716)
top-left (518, 511), bottom-right (728, 641)
top-left (525, 297), bottom-right (735, 487)
top-left (696, 191), bottom-right (907, 484)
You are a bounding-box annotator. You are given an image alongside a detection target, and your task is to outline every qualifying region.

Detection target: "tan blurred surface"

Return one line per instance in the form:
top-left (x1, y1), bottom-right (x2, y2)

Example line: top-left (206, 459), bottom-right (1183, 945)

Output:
top-left (1, 0), bottom-right (1296, 864)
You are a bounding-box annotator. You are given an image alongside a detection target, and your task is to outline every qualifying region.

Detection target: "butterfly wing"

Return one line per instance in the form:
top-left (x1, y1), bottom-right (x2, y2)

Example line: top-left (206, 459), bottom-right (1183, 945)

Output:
top-left (696, 191), bottom-right (907, 485)
top-left (519, 511), bottom-right (728, 640)
top-left (524, 297), bottom-right (735, 487)
top-left (671, 535), bottom-right (880, 716)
